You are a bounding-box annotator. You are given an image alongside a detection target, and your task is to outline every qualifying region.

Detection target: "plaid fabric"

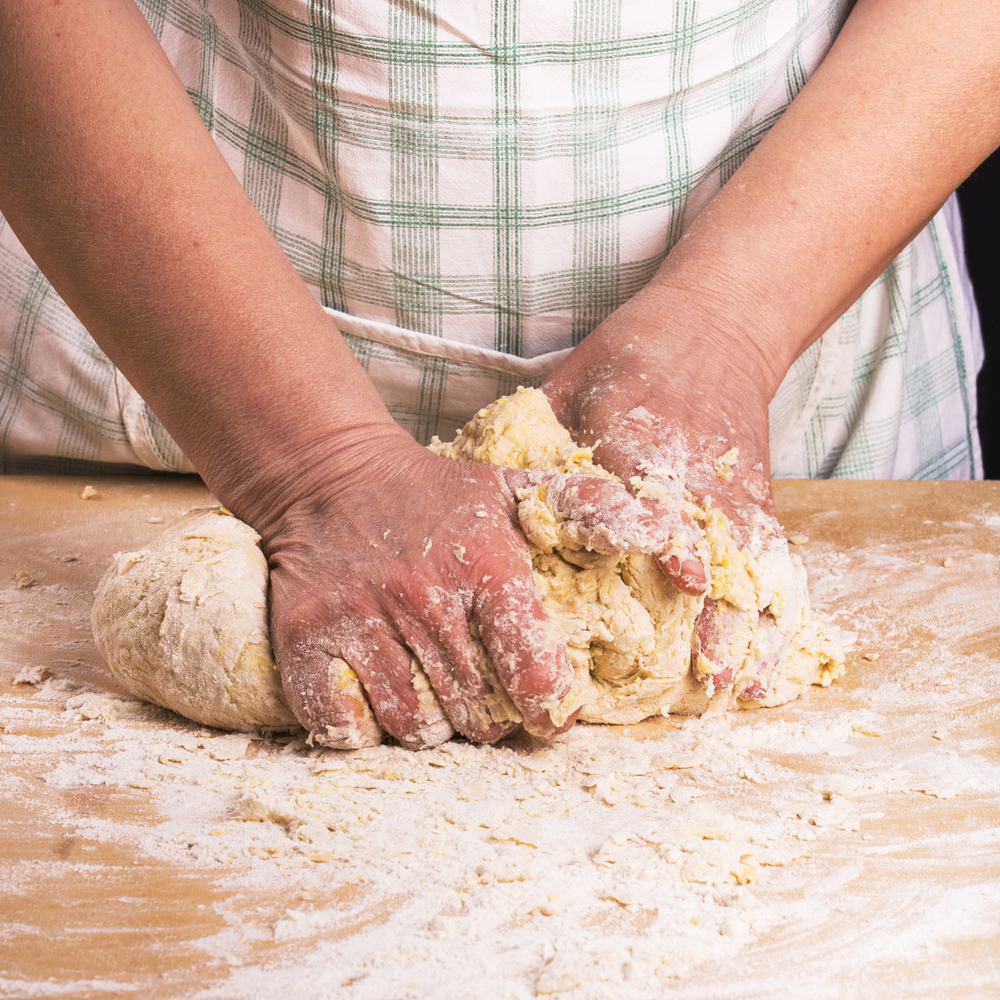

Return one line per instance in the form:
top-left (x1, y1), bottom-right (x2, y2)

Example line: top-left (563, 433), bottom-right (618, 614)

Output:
top-left (769, 197), bottom-right (983, 478)
top-left (0, 0), bottom-right (983, 477)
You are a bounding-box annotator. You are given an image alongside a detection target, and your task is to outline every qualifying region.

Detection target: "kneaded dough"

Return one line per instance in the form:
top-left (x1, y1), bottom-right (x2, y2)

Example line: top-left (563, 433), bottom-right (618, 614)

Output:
top-left (92, 508), bottom-right (298, 732)
top-left (430, 388), bottom-right (845, 724)
top-left (92, 389), bottom-right (844, 734)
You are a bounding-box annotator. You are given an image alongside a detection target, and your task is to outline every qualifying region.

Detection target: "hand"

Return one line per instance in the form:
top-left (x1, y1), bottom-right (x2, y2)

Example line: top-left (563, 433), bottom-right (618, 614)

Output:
top-left (543, 289), bottom-right (805, 704)
top-left (235, 427), bottom-right (687, 750)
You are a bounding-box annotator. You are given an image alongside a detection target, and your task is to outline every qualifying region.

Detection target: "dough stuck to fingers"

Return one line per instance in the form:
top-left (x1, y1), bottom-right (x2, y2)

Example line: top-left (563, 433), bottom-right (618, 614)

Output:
top-left (430, 388), bottom-right (846, 724)
top-left (92, 388), bottom-right (846, 740)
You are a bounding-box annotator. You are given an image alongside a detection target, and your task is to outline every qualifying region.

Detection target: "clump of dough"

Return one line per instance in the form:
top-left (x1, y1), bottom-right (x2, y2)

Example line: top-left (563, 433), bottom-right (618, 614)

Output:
top-left (435, 385), bottom-right (614, 479)
top-left (91, 508), bottom-right (298, 733)
top-left (430, 387), bottom-right (844, 724)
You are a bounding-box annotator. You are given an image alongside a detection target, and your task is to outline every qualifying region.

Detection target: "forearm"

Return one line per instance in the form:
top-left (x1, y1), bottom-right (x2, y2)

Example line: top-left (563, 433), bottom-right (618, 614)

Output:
top-left (619, 0), bottom-right (1000, 398)
top-left (0, 0), bottom-right (396, 513)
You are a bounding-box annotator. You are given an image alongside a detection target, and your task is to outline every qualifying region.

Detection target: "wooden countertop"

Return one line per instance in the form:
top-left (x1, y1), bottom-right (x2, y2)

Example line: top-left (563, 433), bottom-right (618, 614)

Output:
top-left (1, 475), bottom-right (999, 999)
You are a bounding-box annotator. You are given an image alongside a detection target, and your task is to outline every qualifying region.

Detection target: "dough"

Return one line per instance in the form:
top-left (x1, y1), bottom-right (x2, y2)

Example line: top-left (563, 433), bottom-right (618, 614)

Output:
top-left (92, 389), bottom-right (843, 735)
top-left (430, 388), bottom-right (844, 724)
top-left (92, 508), bottom-right (298, 732)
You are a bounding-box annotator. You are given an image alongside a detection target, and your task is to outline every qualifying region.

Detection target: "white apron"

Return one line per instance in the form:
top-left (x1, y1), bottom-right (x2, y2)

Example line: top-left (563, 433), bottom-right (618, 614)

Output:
top-left (0, 0), bottom-right (982, 477)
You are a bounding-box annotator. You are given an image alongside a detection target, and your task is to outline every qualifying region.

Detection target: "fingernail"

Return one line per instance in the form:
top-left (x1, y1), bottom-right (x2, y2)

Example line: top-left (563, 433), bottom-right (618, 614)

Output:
top-left (660, 554), bottom-right (708, 595)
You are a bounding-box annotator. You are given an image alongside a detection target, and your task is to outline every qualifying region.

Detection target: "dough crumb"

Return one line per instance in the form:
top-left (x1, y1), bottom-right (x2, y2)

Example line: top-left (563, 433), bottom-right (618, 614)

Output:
top-left (13, 664), bottom-right (50, 685)
top-left (850, 720), bottom-right (881, 737)
top-left (942, 557), bottom-right (953, 568)
top-left (81, 485), bottom-right (98, 500)
top-left (12, 570), bottom-right (35, 589)
top-left (788, 534), bottom-right (809, 545)
top-left (715, 447), bottom-right (739, 482)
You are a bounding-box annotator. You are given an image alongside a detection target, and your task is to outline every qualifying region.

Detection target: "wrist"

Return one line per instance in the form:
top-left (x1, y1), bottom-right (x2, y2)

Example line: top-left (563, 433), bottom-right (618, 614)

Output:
top-left (119, 312), bottom-right (411, 527)
top-left (627, 278), bottom-right (794, 403)
top-left (215, 418), bottom-right (415, 531)
top-left (547, 282), bottom-right (777, 438)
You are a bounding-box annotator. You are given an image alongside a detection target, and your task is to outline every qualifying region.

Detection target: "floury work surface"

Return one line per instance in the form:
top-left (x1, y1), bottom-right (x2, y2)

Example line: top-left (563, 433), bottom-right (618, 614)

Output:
top-left (1, 476), bottom-right (999, 999)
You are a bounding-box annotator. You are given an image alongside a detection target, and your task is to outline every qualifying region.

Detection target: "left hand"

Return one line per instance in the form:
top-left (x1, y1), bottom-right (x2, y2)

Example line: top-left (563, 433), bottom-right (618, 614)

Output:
top-left (543, 288), bottom-right (802, 702)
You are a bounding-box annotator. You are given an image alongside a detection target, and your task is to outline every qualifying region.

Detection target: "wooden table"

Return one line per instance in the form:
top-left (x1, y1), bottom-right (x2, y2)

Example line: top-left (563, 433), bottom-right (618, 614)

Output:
top-left (2, 476), bottom-right (999, 999)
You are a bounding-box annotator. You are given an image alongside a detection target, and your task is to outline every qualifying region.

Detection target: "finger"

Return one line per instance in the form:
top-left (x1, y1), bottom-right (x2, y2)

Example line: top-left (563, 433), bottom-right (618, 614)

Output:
top-left (271, 640), bottom-right (383, 750)
top-left (508, 470), bottom-right (709, 595)
top-left (394, 601), bottom-right (520, 744)
top-left (512, 471), bottom-right (675, 552)
top-left (272, 601), bottom-right (454, 750)
top-left (691, 597), bottom-right (756, 698)
top-left (267, 578), bottom-right (384, 747)
top-left (629, 477), bottom-right (709, 596)
top-left (735, 613), bottom-right (787, 702)
top-left (602, 451), bottom-right (711, 595)
top-left (471, 571), bottom-right (583, 738)
top-left (655, 550), bottom-right (709, 596)
top-left (343, 627), bottom-right (456, 750)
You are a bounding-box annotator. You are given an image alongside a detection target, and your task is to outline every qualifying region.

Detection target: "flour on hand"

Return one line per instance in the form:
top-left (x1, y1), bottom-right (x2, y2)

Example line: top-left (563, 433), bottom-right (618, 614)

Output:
top-left (430, 388), bottom-right (845, 725)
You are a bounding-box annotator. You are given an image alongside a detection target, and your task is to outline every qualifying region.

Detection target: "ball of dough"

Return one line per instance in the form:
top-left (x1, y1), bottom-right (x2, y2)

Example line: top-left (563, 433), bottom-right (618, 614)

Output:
top-left (91, 389), bottom-right (845, 738)
top-left (91, 507), bottom-right (298, 732)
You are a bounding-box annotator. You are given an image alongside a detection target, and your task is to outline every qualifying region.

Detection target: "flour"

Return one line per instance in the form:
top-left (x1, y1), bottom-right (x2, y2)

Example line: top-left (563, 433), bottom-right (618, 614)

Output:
top-left (6, 533), bottom-right (1000, 999)
top-left (0, 689), bottom-right (845, 993)
top-left (5, 657), bottom-right (998, 999)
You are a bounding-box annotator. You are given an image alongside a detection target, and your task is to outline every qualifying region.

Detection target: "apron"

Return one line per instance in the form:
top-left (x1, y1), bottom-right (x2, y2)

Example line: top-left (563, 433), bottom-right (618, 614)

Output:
top-left (0, 0), bottom-right (982, 477)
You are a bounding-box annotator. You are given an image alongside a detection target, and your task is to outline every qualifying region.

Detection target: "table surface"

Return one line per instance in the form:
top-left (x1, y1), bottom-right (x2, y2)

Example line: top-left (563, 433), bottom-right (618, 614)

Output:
top-left (1, 475), bottom-right (999, 999)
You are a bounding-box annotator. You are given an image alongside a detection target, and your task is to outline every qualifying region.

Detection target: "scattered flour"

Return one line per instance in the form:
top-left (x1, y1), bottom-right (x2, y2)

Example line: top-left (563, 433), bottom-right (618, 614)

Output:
top-left (5, 474), bottom-right (1000, 999)
top-left (5, 657), bottom-right (999, 999)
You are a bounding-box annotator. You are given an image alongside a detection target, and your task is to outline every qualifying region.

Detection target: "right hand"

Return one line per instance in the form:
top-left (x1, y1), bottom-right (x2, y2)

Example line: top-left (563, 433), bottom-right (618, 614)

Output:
top-left (543, 289), bottom-right (805, 705)
top-left (235, 427), bottom-right (685, 750)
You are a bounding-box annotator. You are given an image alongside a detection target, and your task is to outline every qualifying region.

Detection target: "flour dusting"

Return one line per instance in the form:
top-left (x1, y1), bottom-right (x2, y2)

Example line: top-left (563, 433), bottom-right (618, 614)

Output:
top-left (3, 480), bottom-right (1000, 998)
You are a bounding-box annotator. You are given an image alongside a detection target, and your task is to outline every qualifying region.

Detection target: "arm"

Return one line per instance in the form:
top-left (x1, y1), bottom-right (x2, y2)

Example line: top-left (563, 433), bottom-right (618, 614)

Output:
top-left (0, 0), bottom-right (387, 491)
top-left (551, 0), bottom-right (1000, 452)
top-left (545, 0), bottom-right (1000, 688)
top-left (0, 0), bottom-right (641, 747)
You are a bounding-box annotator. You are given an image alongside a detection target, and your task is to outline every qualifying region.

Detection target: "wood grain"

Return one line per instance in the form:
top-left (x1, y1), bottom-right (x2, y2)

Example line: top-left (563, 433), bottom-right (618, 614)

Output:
top-left (1, 476), bottom-right (999, 998)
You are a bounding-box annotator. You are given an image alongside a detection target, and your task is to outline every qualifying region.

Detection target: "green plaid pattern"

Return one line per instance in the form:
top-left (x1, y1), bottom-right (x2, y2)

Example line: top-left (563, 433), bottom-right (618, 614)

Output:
top-left (769, 198), bottom-right (983, 478)
top-left (0, 0), bottom-right (983, 478)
